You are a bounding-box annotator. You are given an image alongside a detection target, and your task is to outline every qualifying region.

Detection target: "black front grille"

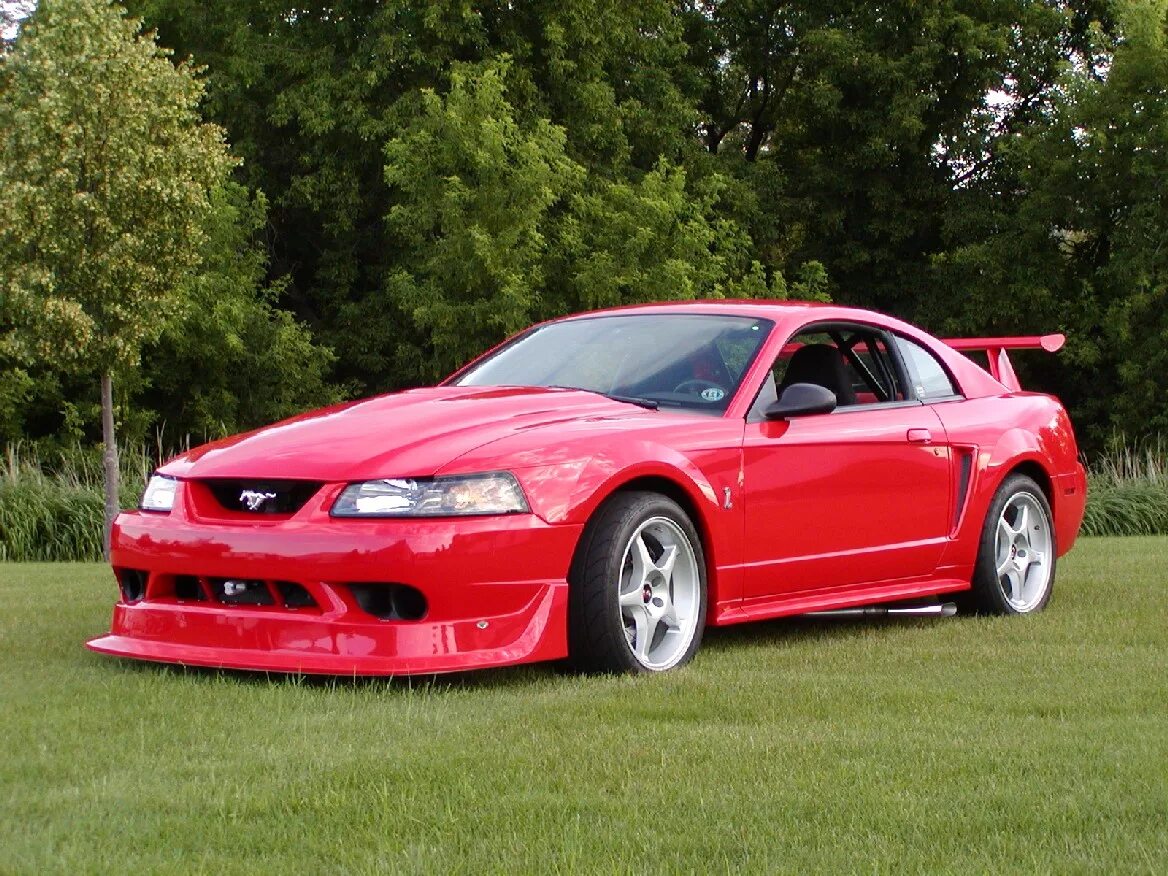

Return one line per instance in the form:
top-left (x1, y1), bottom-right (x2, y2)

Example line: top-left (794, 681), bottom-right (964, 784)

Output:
top-left (201, 479), bottom-right (322, 515)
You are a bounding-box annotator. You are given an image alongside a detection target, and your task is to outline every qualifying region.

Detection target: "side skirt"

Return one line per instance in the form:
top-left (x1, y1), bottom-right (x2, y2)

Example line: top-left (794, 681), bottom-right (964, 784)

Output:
top-left (710, 576), bottom-right (971, 626)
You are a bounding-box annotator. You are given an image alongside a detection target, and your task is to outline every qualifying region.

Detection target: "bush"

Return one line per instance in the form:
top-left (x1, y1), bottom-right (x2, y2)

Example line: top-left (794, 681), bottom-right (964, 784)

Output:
top-left (1080, 437), bottom-right (1168, 537)
top-left (0, 445), bottom-right (150, 562)
top-left (1080, 482), bottom-right (1168, 537)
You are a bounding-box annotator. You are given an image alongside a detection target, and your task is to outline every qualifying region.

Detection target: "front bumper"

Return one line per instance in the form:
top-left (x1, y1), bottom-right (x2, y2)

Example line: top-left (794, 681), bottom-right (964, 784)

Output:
top-left (87, 505), bottom-right (582, 675)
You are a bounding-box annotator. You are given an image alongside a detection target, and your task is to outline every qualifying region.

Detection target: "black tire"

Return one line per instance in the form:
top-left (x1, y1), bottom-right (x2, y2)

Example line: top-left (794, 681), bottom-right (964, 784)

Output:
top-left (966, 473), bottom-right (1056, 615)
top-left (567, 491), bottom-right (707, 674)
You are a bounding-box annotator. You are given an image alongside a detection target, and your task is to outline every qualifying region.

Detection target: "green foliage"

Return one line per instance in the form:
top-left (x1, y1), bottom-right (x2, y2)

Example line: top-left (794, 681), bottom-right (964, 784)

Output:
top-left (120, 0), bottom-right (751, 393)
top-left (1081, 483), bottom-right (1168, 537)
top-left (551, 162), bottom-right (741, 313)
top-left (0, 0), bottom-right (234, 374)
top-left (137, 182), bottom-right (340, 439)
top-left (0, 443), bottom-right (150, 561)
top-left (929, 1), bottom-right (1168, 443)
top-left (1080, 434), bottom-right (1168, 536)
top-left (381, 59), bottom-right (582, 380)
top-left (0, 1), bottom-right (338, 448)
top-left (378, 58), bottom-right (765, 382)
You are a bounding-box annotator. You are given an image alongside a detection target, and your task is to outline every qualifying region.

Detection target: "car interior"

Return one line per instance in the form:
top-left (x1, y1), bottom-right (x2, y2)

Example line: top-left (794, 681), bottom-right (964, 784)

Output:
top-left (748, 324), bottom-right (914, 419)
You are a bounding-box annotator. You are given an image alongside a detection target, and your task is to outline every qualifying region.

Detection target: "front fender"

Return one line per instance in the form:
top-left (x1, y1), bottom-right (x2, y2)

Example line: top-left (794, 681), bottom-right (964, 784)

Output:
top-left (440, 425), bottom-right (745, 606)
top-left (560, 446), bottom-right (721, 526)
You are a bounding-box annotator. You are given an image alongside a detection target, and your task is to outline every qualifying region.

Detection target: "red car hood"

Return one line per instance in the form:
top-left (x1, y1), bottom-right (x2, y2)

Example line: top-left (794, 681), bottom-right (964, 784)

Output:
top-left (158, 386), bottom-right (654, 481)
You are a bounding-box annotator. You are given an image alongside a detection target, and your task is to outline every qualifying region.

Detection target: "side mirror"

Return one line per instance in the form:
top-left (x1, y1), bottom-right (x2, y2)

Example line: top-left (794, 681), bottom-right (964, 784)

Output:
top-left (765, 382), bottom-right (837, 419)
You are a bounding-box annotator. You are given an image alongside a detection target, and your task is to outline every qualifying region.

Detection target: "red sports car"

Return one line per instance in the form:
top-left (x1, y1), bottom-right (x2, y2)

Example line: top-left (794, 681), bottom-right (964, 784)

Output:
top-left (88, 302), bottom-right (1087, 675)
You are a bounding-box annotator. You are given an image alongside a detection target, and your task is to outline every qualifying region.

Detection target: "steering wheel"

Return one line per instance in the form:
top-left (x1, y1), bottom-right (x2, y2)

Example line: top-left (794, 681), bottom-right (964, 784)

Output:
top-left (672, 378), bottom-right (728, 401)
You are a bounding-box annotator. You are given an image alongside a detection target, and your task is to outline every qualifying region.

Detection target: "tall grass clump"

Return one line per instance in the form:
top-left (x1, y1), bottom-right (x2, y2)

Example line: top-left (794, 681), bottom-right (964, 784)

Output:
top-left (0, 445), bottom-right (153, 562)
top-left (1081, 436), bottom-right (1168, 536)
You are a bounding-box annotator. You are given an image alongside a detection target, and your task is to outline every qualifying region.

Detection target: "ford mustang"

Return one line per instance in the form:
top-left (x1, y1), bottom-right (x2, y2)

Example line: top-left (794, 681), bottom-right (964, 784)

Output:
top-left (87, 301), bottom-right (1087, 675)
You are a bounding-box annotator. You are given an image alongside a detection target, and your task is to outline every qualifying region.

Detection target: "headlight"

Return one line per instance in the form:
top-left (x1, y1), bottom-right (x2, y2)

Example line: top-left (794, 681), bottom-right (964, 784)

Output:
top-left (331, 473), bottom-right (529, 518)
top-left (140, 474), bottom-right (178, 513)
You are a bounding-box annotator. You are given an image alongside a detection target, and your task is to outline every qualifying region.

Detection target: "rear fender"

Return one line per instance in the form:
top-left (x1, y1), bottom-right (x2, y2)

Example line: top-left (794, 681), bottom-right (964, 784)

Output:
top-left (945, 429), bottom-right (1050, 569)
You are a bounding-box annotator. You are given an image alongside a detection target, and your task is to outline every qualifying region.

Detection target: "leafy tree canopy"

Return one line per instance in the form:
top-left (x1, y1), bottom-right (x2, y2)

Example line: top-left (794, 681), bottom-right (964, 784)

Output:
top-left (3, 0), bottom-right (1166, 452)
top-left (0, 0), bottom-right (233, 372)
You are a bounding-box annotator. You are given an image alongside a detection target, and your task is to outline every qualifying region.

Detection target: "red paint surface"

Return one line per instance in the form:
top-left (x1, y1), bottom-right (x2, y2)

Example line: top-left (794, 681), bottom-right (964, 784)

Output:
top-left (89, 301), bottom-right (1087, 675)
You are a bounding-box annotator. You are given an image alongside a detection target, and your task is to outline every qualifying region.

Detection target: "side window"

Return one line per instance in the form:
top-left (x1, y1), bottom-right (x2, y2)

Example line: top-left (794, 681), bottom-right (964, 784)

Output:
top-left (848, 335), bottom-right (906, 403)
top-left (897, 337), bottom-right (959, 400)
top-left (749, 324), bottom-right (908, 419)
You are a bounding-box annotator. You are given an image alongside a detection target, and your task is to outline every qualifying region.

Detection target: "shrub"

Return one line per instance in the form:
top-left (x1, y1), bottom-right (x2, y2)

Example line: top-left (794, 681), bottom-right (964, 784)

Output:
top-left (1080, 437), bottom-right (1168, 537)
top-left (0, 445), bottom-right (150, 562)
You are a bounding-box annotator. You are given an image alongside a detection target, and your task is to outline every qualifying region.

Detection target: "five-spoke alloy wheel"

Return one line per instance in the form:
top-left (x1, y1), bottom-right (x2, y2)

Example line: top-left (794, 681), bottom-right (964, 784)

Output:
top-left (568, 491), bottom-right (707, 673)
top-left (969, 474), bottom-right (1056, 615)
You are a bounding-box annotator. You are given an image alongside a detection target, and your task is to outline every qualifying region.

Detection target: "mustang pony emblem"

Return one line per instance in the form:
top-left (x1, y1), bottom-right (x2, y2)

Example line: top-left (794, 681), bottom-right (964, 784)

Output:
top-left (239, 489), bottom-right (278, 512)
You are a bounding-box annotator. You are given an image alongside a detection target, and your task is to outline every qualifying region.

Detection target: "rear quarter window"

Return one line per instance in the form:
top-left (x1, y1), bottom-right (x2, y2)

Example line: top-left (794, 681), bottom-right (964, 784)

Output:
top-left (897, 337), bottom-right (960, 400)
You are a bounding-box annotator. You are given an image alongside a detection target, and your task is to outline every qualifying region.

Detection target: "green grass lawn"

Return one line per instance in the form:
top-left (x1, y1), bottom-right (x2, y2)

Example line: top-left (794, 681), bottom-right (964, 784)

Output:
top-left (2, 539), bottom-right (1166, 874)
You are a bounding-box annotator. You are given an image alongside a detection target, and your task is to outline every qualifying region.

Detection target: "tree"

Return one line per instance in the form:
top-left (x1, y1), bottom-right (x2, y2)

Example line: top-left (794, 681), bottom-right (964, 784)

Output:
top-left (0, 0), bottom-right (235, 550)
top-left (98, 0), bottom-right (1151, 447)
top-left (376, 59), bottom-right (776, 382)
top-left (379, 60), bottom-right (583, 380)
top-left (120, 0), bottom-right (708, 392)
top-left (547, 160), bottom-right (758, 315)
top-left (932, 1), bottom-right (1168, 443)
top-left (135, 182), bottom-right (340, 441)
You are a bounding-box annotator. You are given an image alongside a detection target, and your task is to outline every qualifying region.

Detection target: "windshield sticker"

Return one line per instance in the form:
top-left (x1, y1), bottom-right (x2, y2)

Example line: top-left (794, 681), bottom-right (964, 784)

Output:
top-left (701, 387), bottom-right (725, 402)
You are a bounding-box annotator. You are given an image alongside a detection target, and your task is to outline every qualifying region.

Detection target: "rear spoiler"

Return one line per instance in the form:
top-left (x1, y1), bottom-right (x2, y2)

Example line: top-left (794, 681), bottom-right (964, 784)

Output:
top-left (942, 334), bottom-right (1065, 391)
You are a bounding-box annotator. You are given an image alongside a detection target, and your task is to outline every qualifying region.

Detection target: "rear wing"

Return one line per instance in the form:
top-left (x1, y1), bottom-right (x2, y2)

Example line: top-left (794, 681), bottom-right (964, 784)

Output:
top-left (942, 334), bottom-right (1065, 391)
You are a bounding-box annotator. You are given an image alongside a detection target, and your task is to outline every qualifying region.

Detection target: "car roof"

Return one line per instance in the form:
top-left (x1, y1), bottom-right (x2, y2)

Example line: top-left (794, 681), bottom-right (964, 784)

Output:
top-left (447, 298), bottom-right (1016, 400)
top-left (559, 299), bottom-right (828, 319)
top-left (556, 299), bottom-right (905, 328)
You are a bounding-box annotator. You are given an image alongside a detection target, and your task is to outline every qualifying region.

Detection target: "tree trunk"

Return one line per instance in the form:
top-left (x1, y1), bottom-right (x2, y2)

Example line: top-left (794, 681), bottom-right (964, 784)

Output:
top-left (100, 371), bottom-right (119, 561)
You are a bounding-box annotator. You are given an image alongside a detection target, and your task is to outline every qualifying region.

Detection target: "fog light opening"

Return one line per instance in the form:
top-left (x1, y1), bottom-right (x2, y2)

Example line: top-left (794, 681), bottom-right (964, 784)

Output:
top-left (390, 585), bottom-right (427, 621)
top-left (276, 581), bottom-right (317, 609)
top-left (174, 575), bottom-right (206, 602)
top-left (116, 568), bottom-right (148, 603)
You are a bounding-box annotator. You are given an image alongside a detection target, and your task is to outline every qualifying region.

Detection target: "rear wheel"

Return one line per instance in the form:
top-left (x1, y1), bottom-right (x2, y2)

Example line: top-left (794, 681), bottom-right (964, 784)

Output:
top-left (568, 491), bottom-right (706, 673)
top-left (968, 474), bottom-right (1056, 615)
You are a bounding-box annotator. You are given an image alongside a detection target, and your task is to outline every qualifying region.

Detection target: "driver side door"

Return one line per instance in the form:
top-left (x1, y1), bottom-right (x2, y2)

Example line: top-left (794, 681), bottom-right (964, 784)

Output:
top-left (741, 324), bottom-right (953, 599)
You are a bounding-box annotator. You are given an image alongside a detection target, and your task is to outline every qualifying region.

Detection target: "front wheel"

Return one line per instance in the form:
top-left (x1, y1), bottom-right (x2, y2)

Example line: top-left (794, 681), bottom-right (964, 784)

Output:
top-left (568, 491), bottom-right (707, 674)
top-left (968, 474), bottom-right (1056, 615)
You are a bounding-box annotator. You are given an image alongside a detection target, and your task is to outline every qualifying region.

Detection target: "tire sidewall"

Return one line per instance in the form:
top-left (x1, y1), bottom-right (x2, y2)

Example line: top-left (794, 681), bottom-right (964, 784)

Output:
top-left (570, 492), bottom-right (708, 673)
top-left (973, 474), bottom-right (1057, 615)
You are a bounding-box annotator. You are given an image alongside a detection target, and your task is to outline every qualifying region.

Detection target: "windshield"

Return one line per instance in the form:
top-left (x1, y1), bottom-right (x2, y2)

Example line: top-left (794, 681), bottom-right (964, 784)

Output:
top-left (453, 313), bottom-right (773, 412)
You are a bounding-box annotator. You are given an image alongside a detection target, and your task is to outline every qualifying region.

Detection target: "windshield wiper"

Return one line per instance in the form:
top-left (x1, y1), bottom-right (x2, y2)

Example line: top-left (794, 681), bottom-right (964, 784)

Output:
top-left (548, 386), bottom-right (658, 410)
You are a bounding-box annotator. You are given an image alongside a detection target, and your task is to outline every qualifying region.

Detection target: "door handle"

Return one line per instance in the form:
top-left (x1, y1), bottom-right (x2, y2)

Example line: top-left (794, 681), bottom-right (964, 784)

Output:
top-left (907, 428), bottom-right (933, 444)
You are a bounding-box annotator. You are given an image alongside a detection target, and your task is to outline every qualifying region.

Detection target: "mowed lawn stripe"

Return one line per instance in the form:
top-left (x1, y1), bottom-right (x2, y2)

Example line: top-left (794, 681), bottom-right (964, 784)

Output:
top-left (1, 538), bottom-right (1165, 873)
